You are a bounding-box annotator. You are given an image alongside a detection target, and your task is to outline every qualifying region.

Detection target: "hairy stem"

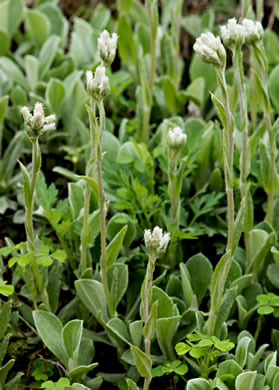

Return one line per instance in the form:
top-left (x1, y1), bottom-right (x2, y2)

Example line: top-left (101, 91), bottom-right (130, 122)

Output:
top-left (26, 140), bottom-right (49, 309)
top-left (233, 45), bottom-right (252, 266)
top-left (81, 99), bottom-right (96, 273)
top-left (97, 101), bottom-right (114, 317)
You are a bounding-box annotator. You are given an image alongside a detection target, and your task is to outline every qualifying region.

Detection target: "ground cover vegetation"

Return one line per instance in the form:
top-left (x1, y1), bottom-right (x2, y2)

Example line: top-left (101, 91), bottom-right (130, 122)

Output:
top-left (1, 0), bottom-right (279, 388)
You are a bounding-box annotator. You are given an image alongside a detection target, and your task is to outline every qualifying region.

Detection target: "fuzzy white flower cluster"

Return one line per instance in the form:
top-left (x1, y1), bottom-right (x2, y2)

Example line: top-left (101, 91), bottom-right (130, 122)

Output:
top-left (168, 127), bottom-right (187, 149)
top-left (98, 30), bottom-right (118, 67)
top-left (193, 32), bottom-right (226, 68)
top-left (242, 18), bottom-right (264, 44)
top-left (21, 103), bottom-right (56, 140)
top-left (86, 66), bottom-right (110, 102)
top-left (220, 18), bottom-right (246, 47)
top-left (144, 226), bottom-right (170, 257)
top-left (221, 18), bottom-right (264, 47)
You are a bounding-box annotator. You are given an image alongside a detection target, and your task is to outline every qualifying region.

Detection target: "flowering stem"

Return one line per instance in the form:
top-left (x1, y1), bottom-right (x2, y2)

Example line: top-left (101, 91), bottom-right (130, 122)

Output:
top-left (142, 254), bottom-right (156, 390)
top-left (81, 99), bottom-right (96, 273)
top-left (26, 139), bottom-right (49, 309)
top-left (233, 44), bottom-right (252, 266)
top-left (208, 67), bottom-right (235, 336)
top-left (96, 101), bottom-right (115, 318)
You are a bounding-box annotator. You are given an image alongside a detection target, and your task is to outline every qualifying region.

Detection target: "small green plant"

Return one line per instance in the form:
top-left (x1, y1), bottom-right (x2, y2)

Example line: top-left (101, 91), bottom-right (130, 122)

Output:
top-left (175, 330), bottom-right (234, 379)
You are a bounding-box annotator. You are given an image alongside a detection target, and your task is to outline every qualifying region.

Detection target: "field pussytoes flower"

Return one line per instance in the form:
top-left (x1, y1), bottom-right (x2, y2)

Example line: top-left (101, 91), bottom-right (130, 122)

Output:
top-left (220, 18), bottom-right (246, 47)
top-left (144, 226), bottom-right (170, 258)
top-left (98, 30), bottom-right (118, 67)
top-left (193, 32), bottom-right (226, 68)
top-left (86, 66), bottom-right (110, 102)
top-left (242, 18), bottom-right (264, 44)
top-left (167, 127), bottom-right (187, 150)
top-left (21, 103), bottom-right (56, 140)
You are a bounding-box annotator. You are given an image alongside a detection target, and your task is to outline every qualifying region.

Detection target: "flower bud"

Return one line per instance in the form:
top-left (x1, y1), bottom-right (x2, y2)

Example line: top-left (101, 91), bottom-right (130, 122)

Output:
top-left (98, 30), bottom-right (118, 67)
top-left (242, 18), bottom-right (264, 44)
top-left (144, 226), bottom-right (170, 258)
top-left (86, 66), bottom-right (110, 102)
top-left (21, 103), bottom-right (56, 141)
top-left (167, 127), bottom-right (187, 150)
top-left (221, 18), bottom-right (246, 48)
top-left (194, 32), bottom-right (226, 68)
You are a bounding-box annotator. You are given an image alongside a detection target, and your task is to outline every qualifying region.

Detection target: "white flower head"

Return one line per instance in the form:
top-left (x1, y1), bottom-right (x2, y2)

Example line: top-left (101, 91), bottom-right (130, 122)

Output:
top-left (220, 18), bottom-right (246, 47)
top-left (21, 103), bottom-right (56, 141)
top-left (194, 32), bottom-right (226, 68)
top-left (86, 66), bottom-right (110, 102)
top-left (144, 226), bottom-right (170, 257)
top-left (98, 30), bottom-right (118, 67)
top-left (242, 18), bottom-right (264, 44)
top-left (168, 127), bottom-right (187, 149)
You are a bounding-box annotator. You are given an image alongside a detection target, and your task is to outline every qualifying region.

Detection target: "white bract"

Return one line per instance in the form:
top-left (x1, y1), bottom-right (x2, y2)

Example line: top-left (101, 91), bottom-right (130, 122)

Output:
top-left (221, 18), bottom-right (246, 47)
top-left (193, 32), bottom-right (226, 68)
top-left (21, 103), bottom-right (56, 140)
top-left (144, 227), bottom-right (170, 257)
top-left (168, 127), bottom-right (187, 149)
top-left (98, 30), bottom-right (118, 67)
top-left (242, 18), bottom-right (264, 44)
top-left (86, 66), bottom-right (110, 102)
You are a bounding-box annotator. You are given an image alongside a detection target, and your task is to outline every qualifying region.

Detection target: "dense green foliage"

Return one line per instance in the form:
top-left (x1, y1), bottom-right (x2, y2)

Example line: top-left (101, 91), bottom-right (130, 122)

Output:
top-left (1, 0), bottom-right (279, 389)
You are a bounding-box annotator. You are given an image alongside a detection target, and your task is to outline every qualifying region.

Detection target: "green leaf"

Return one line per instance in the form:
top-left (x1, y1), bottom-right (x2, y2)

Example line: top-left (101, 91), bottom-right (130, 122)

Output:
top-left (79, 176), bottom-right (99, 202)
top-left (217, 359), bottom-right (243, 378)
top-left (117, 15), bottom-right (136, 66)
top-left (68, 182), bottom-right (84, 220)
top-left (68, 363), bottom-right (98, 379)
top-left (231, 200), bottom-right (245, 255)
top-left (0, 30), bottom-right (10, 56)
top-left (0, 57), bottom-right (28, 90)
top-left (210, 251), bottom-right (231, 312)
top-left (106, 225), bottom-right (127, 269)
top-left (0, 359), bottom-right (15, 386)
top-left (142, 300), bottom-right (158, 340)
top-left (150, 286), bottom-right (175, 319)
top-left (186, 253), bottom-right (213, 304)
top-left (18, 161), bottom-right (31, 208)
top-left (8, 0), bottom-right (24, 37)
top-left (47, 262), bottom-right (62, 313)
top-left (257, 305), bottom-right (274, 315)
top-left (46, 78), bottom-right (65, 114)
top-left (180, 263), bottom-right (194, 308)
top-left (174, 363), bottom-right (188, 375)
top-left (186, 378), bottom-right (210, 390)
top-left (190, 347), bottom-right (209, 359)
top-left (25, 55), bottom-right (39, 91)
top-left (175, 342), bottom-right (192, 356)
top-left (0, 300), bottom-right (12, 340)
top-left (108, 263), bottom-right (128, 313)
top-left (129, 321), bottom-right (143, 348)
top-left (163, 76), bottom-right (177, 114)
top-left (235, 336), bottom-right (253, 368)
top-left (63, 320), bottom-right (83, 360)
top-left (215, 287), bottom-right (238, 336)
top-left (269, 64), bottom-right (279, 113)
top-left (211, 92), bottom-right (227, 129)
top-left (156, 316), bottom-right (181, 360)
top-left (130, 344), bottom-right (152, 378)
top-left (106, 318), bottom-right (131, 344)
top-left (75, 279), bottom-right (108, 323)
top-left (126, 378), bottom-right (140, 389)
top-left (235, 371), bottom-right (257, 390)
top-left (26, 9), bottom-right (51, 47)
top-left (33, 311), bottom-right (68, 367)
top-left (39, 35), bottom-right (60, 80)
top-left (0, 95), bottom-right (8, 124)
top-left (182, 77), bottom-right (205, 106)
top-left (51, 250), bottom-right (66, 263)
top-left (267, 263), bottom-right (279, 289)
top-left (0, 283), bottom-right (14, 297)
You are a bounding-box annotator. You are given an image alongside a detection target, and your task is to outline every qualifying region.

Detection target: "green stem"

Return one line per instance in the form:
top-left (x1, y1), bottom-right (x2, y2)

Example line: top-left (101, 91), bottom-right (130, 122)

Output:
top-left (142, 254), bottom-right (155, 390)
top-left (26, 139), bottom-right (49, 309)
top-left (233, 45), bottom-right (252, 266)
top-left (208, 68), bottom-right (235, 336)
top-left (81, 99), bottom-right (96, 273)
top-left (97, 101), bottom-right (114, 317)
